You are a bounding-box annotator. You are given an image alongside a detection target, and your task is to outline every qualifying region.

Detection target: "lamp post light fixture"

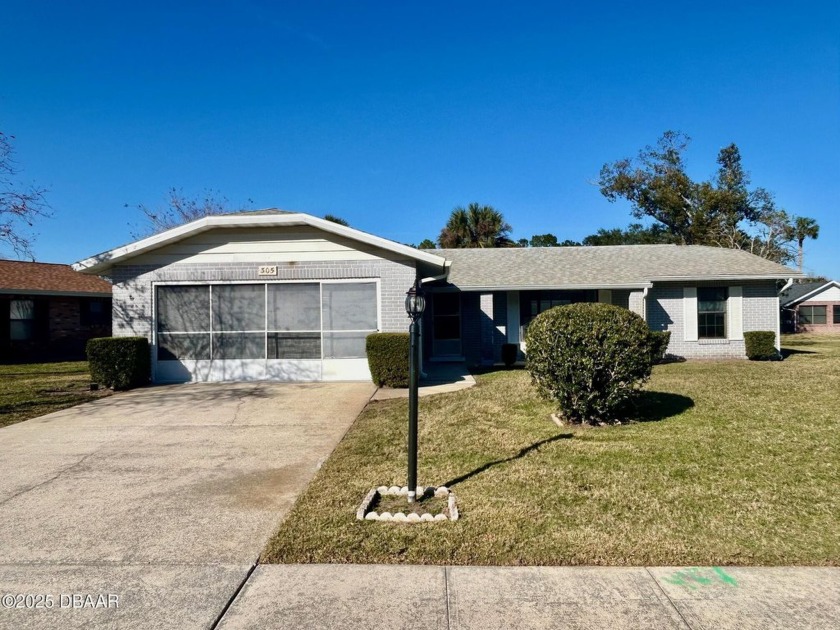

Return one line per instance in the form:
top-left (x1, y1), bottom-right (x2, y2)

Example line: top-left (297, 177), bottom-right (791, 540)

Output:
top-left (404, 279), bottom-right (426, 504)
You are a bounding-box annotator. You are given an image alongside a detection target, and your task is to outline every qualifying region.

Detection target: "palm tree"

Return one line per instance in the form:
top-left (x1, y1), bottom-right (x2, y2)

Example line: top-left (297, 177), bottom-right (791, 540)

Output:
top-left (438, 203), bottom-right (514, 248)
top-left (792, 216), bottom-right (820, 272)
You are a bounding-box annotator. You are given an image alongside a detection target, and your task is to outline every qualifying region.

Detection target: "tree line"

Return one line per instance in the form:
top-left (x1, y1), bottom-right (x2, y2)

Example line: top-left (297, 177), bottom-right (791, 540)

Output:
top-left (423, 132), bottom-right (819, 271)
top-left (1, 130), bottom-right (821, 271)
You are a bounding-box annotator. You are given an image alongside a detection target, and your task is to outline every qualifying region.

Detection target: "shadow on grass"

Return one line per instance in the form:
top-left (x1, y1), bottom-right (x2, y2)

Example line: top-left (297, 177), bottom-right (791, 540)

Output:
top-left (444, 433), bottom-right (572, 488)
top-left (781, 348), bottom-right (817, 358)
top-left (627, 390), bottom-right (694, 423)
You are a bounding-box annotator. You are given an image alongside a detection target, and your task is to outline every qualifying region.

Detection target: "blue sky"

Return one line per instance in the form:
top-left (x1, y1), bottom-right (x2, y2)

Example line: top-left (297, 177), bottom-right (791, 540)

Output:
top-left (2, 1), bottom-right (838, 277)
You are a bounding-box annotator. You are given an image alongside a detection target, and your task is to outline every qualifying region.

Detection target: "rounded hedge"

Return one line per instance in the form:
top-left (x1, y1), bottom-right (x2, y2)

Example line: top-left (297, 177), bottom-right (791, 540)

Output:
top-left (525, 303), bottom-right (656, 424)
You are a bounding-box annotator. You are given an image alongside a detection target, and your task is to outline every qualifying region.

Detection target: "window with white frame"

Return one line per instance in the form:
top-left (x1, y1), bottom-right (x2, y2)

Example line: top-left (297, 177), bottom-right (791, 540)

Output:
top-left (697, 287), bottom-right (728, 339)
top-left (156, 281), bottom-right (378, 361)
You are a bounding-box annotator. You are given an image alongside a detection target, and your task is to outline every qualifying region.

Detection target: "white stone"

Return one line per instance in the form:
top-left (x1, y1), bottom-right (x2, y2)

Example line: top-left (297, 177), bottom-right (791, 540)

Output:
top-left (387, 486), bottom-right (401, 495)
top-left (379, 512), bottom-right (393, 521)
top-left (364, 512), bottom-right (379, 521)
top-left (434, 486), bottom-right (449, 497)
top-left (393, 512), bottom-right (408, 522)
top-left (420, 513), bottom-right (435, 522)
top-left (400, 486), bottom-right (409, 494)
top-left (433, 514), bottom-right (448, 521)
top-left (377, 486), bottom-right (389, 494)
top-left (406, 513), bottom-right (421, 522)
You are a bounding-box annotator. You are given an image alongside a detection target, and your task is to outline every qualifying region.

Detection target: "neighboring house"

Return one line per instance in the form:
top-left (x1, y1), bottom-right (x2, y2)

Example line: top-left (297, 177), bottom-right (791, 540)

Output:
top-left (0, 260), bottom-right (113, 362)
top-left (73, 211), bottom-right (802, 383)
top-left (779, 280), bottom-right (840, 333)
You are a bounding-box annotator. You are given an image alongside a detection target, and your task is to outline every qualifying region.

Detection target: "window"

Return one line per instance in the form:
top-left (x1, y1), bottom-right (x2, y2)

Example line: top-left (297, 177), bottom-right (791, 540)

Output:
top-left (321, 283), bottom-right (377, 359)
top-left (157, 286), bottom-right (211, 360)
top-left (519, 290), bottom-right (597, 337)
top-left (267, 283), bottom-right (321, 359)
top-left (800, 305), bottom-right (826, 325)
top-left (835, 306), bottom-right (840, 325)
top-left (698, 287), bottom-right (727, 339)
top-left (9, 299), bottom-right (35, 341)
top-left (81, 299), bottom-right (110, 326)
top-left (156, 281), bottom-right (379, 362)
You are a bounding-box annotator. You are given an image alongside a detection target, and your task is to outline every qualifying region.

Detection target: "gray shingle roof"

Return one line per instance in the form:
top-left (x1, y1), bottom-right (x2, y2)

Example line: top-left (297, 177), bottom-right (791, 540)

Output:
top-left (780, 280), bottom-right (838, 307)
top-left (425, 245), bottom-right (801, 289)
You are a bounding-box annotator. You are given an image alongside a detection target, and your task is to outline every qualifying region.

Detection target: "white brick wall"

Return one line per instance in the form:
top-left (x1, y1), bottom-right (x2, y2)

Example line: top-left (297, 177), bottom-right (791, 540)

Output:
top-left (647, 281), bottom-right (778, 359)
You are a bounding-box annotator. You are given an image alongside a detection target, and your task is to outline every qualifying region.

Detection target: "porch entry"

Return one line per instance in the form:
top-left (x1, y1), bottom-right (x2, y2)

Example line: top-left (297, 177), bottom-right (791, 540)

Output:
top-left (431, 292), bottom-right (462, 358)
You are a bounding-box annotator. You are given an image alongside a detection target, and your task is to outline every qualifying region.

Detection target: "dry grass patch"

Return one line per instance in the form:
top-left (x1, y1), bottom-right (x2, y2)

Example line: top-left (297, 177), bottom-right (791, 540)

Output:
top-left (0, 362), bottom-right (110, 428)
top-left (262, 335), bottom-right (840, 566)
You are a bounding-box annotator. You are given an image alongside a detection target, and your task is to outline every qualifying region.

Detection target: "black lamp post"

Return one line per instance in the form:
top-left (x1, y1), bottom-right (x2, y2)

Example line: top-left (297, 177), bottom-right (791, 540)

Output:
top-left (404, 279), bottom-right (426, 504)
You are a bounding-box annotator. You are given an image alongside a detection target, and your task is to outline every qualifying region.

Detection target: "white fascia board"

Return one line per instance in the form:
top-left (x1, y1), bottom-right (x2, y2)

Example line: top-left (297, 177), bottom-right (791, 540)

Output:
top-left (648, 273), bottom-right (804, 282)
top-left (781, 280), bottom-right (840, 307)
top-left (449, 282), bottom-right (653, 291)
top-left (73, 212), bottom-right (448, 274)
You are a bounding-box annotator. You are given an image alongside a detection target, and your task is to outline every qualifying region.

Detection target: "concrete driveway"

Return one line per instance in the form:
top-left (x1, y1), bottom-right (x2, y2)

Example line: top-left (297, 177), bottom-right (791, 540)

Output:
top-left (0, 381), bottom-right (374, 630)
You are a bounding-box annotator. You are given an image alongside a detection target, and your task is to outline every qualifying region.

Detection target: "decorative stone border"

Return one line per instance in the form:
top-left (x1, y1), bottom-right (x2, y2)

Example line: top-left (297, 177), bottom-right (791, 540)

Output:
top-left (356, 485), bottom-right (459, 522)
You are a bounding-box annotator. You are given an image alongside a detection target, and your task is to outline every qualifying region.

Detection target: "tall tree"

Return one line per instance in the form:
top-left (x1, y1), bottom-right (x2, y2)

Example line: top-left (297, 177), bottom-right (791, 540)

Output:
top-left (582, 223), bottom-right (676, 246)
top-left (438, 203), bottom-right (514, 248)
top-left (598, 131), bottom-right (817, 264)
top-left (791, 216), bottom-right (819, 272)
top-left (529, 233), bottom-right (560, 247)
top-left (417, 238), bottom-right (436, 249)
top-left (132, 188), bottom-right (243, 236)
top-left (324, 214), bottom-right (349, 226)
top-left (0, 132), bottom-right (49, 259)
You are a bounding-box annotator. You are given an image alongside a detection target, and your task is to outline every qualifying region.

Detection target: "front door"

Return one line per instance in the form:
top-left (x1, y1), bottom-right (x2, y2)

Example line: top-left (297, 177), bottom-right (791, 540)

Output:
top-left (432, 292), bottom-right (462, 357)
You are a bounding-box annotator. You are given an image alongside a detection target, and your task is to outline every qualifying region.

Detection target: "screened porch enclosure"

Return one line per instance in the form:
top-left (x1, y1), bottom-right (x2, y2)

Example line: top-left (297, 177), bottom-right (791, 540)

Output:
top-left (154, 280), bottom-right (378, 382)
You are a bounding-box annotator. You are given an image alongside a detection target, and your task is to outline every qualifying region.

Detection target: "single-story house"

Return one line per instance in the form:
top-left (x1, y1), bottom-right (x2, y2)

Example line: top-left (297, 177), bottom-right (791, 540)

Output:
top-left (73, 210), bottom-right (802, 383)
top-left (1, 259), bottom-right (112, 362)
top-left (780, 280), bottom-right (840, 333)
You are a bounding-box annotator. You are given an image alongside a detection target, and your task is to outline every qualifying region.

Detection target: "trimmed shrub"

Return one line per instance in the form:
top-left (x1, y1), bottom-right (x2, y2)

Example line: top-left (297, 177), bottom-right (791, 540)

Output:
top-left (501, 343), bottom-right (518, 367)
top-left (366, 333), bottom-right (410, 387)
top-left (86, 337), bottom-right (151, 390)
top-left (648, 330), bottom-right (672, 363)
top-left (744, 331), bottom-right (779, 361)
top-left (525, 303), bottom-right (656, 424)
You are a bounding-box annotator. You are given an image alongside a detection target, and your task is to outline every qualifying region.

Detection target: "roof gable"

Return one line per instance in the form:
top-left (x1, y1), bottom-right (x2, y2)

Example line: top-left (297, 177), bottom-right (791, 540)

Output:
top-left (780, 280), bottom-right (840, 307)
top-left (73, 212), bottom-right (447, 273)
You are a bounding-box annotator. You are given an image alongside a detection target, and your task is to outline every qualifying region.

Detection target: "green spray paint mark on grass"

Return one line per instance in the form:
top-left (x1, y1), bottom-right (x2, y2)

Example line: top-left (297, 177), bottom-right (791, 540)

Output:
top-left (662, 567), bottom-right (738, 590)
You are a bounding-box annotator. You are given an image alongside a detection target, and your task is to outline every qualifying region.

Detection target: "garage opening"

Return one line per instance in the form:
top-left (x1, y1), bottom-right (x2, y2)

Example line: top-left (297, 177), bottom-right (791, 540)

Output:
top-left (154, 280), bottom-right (379, 382)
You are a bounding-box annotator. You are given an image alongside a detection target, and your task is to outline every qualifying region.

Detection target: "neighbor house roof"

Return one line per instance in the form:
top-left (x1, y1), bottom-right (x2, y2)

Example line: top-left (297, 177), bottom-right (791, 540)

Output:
top-left (73, 211), bottom-right (448, 274)
top-left (780, 280), bottom-right (840, 307)
top-left (426, 245), bottom-right (801, 290)
top-left (0, 260), bottom-right (112, 296)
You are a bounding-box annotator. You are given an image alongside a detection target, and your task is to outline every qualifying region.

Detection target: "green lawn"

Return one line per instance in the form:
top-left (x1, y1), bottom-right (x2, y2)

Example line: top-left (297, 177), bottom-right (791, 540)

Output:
top-left (262, 334), bottom-right (840, 566)
top-left (0, 362), bottom-right (111, 428)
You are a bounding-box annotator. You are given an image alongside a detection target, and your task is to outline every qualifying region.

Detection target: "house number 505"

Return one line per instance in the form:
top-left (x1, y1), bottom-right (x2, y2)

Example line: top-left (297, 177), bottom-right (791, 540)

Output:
top-left (258, 265), bottom-right (278, 276)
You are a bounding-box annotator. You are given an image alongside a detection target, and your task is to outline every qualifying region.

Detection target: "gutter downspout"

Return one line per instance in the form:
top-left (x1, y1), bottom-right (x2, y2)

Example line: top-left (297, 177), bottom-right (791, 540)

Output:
top-left (641, 286), bottom-right (649, 321)
top-left (417, 262), bottom-right (451, 378)
top-left (778, 278), bottom-right (795, 342)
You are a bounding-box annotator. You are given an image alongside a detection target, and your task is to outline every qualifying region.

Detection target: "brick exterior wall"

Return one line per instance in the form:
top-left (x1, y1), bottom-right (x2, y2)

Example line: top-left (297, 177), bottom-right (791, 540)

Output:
top-left (109, 259), bottom-right (417, 346)
top-left (793, 301), bottom-right (840, 334)
top-left (647, 280), bottom-right (778, 359)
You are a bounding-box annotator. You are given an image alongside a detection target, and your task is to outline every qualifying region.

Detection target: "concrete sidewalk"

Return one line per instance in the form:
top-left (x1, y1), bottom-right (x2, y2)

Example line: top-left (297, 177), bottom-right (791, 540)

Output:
top-left (217, 564), bottom-right (840, 630)
top-left (372, 362), bottom-right (476, 401)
